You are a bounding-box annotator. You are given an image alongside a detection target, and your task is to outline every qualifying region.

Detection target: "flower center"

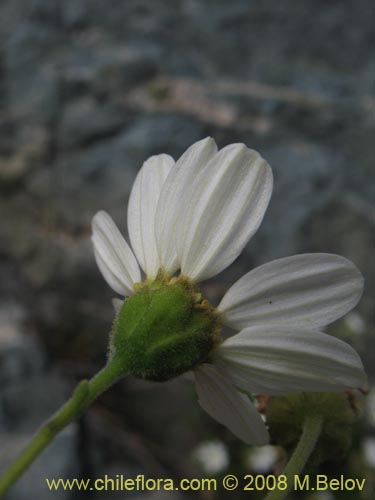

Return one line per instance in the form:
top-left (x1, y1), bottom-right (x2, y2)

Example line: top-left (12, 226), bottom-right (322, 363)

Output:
top-left (110, 275), bottom-right (222, 381)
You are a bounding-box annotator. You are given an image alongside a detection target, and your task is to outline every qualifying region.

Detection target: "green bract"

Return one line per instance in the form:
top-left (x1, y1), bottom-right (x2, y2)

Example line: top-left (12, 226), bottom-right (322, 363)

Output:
top-left (110, 277), bottom-right (222, 381)
top-left (266, 392), bottom-right (359, 464)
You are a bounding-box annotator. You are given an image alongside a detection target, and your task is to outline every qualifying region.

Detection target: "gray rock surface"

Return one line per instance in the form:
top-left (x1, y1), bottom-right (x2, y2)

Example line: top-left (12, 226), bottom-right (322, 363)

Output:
top-left (0, 304), bottom-right (77, 499)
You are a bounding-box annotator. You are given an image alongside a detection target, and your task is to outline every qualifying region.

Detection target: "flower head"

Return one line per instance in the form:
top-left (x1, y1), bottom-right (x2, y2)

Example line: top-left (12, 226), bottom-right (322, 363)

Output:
top-left (92, 137), bottom-right (366, 446)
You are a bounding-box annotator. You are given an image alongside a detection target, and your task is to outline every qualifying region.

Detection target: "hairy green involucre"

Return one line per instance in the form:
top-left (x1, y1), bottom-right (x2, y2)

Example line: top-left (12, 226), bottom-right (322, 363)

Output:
top-left (111, 279), bottom-right (222, 381)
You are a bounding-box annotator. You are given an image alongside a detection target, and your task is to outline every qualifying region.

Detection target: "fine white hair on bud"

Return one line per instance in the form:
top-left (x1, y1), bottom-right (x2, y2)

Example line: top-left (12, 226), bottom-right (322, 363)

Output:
top-left (91, 137), bottom-right (367, 446)
top-left (110, 276), bottom-right (222, 381)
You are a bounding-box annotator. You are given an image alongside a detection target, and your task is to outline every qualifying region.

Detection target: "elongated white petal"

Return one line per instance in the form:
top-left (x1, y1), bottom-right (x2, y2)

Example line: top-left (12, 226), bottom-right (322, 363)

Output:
top-left (194, 364), bottom-right (269, 445)
top-left (215, 325), bottom-right (367, 395)
top-left (219, 254), bottom-right (364, 330)
top-left (128, 154), bottom-right (174, 278)
top-left (91, 211), bottom-right (141, 296)
top-left (155, 137), bottom-right (218, 274)
top-left (177, 144), bottom-right (273, 282)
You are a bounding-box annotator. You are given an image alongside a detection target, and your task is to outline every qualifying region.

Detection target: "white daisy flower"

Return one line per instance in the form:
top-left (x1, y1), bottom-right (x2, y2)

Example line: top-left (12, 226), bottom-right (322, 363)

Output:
top-left (91, 137), bottom-right (366, 446)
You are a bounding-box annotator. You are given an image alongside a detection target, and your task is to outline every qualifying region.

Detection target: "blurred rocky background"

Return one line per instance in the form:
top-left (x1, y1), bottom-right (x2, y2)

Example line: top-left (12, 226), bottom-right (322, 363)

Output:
top-left (0, 0), bottom-right (374, 498)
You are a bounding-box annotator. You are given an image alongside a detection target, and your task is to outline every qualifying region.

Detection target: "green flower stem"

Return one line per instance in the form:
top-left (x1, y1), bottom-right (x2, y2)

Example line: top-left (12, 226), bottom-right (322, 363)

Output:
top-left (264, 414), bottom-right (323, 500)
top-left (0, 357), bottom-right (124, 498)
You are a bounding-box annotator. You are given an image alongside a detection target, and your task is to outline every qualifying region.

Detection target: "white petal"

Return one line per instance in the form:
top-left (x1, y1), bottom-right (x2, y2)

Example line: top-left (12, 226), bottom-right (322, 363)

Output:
top-left (155, 137), bottom-right (218, 274)
top-left (128, 154), bottom-right (174, 278)
top-left (91, 211), bottom-right (141, 296)
top-left (112, 298), bottom-right (124, 314)
top-left (219, 254), bottom-right (364, 330)
top-left (215, 325), bottom-right (367, 395)
top-left (177, 144), bottom-right (273, 282)
top-left (194, 364), bottom-right (269, 445)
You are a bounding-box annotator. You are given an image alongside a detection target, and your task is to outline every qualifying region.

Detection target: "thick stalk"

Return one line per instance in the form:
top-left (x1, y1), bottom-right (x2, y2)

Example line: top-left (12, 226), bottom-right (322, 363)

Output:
top-left (0, 357), bottom-right (124, 498)
top-left (264, 414), bottom-right (323, 500)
